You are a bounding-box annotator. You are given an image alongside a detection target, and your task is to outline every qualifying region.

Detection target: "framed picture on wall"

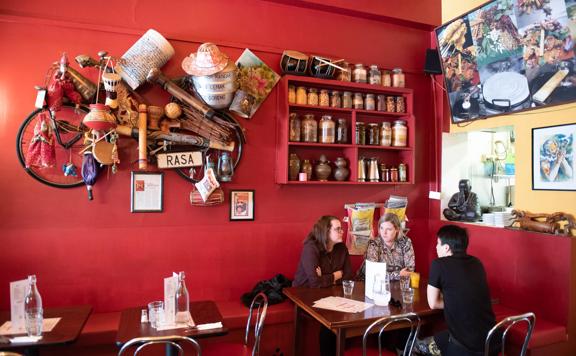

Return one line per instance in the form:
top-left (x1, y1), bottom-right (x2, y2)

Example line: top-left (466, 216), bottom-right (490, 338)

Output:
top-left (131, 172), bottom-right (164, 212)
top-left (230, 190), bottom-right (255, 221)
top-left (532, 123), bottom-right (575, 191)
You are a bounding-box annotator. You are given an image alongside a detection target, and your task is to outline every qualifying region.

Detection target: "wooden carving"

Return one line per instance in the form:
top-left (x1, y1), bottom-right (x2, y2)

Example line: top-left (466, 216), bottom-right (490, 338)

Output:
top-left (511, 210), bottom-right (575, 236)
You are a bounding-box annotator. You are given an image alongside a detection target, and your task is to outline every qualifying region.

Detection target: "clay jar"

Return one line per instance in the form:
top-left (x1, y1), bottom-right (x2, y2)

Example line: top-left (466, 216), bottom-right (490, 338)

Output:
top-left (314, 154), bottom-right (332, 181)
top-left (288, 153), bottom-right (300, 181)
top-left (333, 157), bottom-right (350, 181)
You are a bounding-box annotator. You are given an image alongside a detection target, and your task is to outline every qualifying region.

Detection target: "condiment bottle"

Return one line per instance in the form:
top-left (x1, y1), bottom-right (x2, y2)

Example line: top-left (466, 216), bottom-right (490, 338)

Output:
top-left (289, 113), bottom-right (301, 142)
top-left (367, 123), bottom-right (379, 145)
top-left (355, 122), bottom-right (366, 145)
top-left (377, 95), bottom-right (386, 111)
top-left (386, 96), bottom-right (396, 112)
top-left (336, 118), bottom-right (348, 143)
top-left (390, 166), bottom-right (399, 182)
top-left (379, 122), bottom-right (392, 146)
top-left (365, 94), bottom-right (376, 111)
top-left (381, 70), bottom-right (392, 87)
top-left (301, 114), bottom-right (317, 142)
top-left (398, 163), bottom-right (407, 182)
top-left (396, 96), bottom-right (405, 113)
top-left (307, 88), bottom-right (319, 106)
top-left (319, 115), bottom-right (335, 144)
top-left (330, 90), bottom-right (341, 108)
top-left (296, 86), bottom-right (307, 104)
top-left (353, 64), bottom-right (367, 83)
top-left (353, 93), bottom-right (364, 110)
top-left (319, 89), bottom-right (330, 107)
top-left (392, 120), bottom-right (407, 147)
top-left (342, 91), bottom-right (353, 109)
top-left (392, 68), bottom-right (405, 88)
top-left (288, 85), bottom-right (296, 104)
top-left (369, 65), bottom-right (382, 85)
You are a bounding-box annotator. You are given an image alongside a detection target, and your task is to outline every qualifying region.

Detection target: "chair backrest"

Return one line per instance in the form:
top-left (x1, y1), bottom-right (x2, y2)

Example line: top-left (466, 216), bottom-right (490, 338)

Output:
top-left (362, 312), bottom-right (421, 356)
top-left (118, 335), bottom-right (201, 356)
top-left (484, 312), bottom-right (536, 356)
top-left (245, 292), bottom-right (268, 356)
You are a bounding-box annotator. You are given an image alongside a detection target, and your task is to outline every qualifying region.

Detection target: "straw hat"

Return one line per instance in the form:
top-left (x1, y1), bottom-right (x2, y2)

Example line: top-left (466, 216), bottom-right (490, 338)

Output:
top-left (182, 43), bottom-right (229, 76)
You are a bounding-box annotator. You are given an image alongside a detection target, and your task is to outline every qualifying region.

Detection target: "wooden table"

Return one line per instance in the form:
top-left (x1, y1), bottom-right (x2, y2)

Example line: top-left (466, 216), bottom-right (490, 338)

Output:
top-left (116, 300), bottom-right (228, 354)
top-left (284, 281), bottom-right (442, 356)
top-left (0, 305), bottom-right (92, 356)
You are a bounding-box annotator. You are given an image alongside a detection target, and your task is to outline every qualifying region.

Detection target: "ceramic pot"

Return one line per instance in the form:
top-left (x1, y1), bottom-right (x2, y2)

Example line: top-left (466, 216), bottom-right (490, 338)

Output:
top-left (333, 157), bottom-right (350, 181)
top-left (301, 159), bottom-right (313, 181)
top-left (288, 153), bottom-right (300, 181)
top-left (314, 154), bottom-right (332, 181)
top-left (82, 103), bottom-right (117, 131)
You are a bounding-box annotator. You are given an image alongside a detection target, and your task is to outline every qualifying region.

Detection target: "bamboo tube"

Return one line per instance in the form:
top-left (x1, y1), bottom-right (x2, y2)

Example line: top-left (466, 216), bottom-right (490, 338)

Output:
top-left (138, 104), bottom-right (148, 169)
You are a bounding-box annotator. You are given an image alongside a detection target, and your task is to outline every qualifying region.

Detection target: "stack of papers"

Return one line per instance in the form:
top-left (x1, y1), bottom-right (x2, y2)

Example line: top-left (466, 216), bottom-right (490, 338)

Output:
top-left (313, 297), bottom-right (373, 313)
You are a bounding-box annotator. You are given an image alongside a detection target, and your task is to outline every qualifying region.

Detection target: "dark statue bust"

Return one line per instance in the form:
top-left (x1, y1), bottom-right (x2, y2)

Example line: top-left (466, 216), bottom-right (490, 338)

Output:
top-left (443, 179), bottom-right (480, 222)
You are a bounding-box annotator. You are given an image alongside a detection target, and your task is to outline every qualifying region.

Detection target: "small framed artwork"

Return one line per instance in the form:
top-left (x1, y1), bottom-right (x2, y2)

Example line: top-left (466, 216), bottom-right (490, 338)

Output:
top-left (532, 123), bottom-right (575, 191)
top-left (131, 172), bottom-right (164, 212)
top-left (230, 190), bottom-right (255, 221)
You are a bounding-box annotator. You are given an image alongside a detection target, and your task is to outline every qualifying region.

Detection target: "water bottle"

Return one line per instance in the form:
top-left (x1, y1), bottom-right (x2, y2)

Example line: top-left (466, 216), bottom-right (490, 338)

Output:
top-left (175, 271), bottom-right (190, 323)
top-left (372, 273), bottom-right (391, 306)
top-left (24, 275), bottom-right (43, 336)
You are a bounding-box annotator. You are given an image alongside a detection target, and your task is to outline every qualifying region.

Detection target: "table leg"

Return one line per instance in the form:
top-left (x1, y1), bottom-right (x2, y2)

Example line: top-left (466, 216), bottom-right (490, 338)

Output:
top-left (166, 343), bottom-right (179, 356)
top-left (335, 328), bottom-right (346, 356)
top-left (293, 305), bottom-right (302, 356)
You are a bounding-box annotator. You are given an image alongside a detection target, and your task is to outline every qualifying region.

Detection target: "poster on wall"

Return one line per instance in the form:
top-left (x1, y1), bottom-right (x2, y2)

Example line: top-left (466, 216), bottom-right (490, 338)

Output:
top-left (435, 0), bottom-right (576, 124)
top-left (532, 123), bottom-right (575, 190)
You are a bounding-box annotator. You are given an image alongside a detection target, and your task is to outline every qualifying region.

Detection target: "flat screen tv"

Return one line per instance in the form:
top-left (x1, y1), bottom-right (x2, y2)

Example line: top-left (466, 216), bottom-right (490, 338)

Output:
top-left (435, 0), bottom-right (576, 124)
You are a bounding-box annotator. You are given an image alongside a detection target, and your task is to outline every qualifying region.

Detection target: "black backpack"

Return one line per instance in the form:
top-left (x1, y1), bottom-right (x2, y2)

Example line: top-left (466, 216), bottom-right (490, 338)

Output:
top-left (241, 274), bottom-right (292, 307)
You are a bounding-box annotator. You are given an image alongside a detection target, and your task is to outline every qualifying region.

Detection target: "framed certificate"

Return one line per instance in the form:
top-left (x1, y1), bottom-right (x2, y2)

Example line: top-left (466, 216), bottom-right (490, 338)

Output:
top-left (131, 172), bottom-right (164, 212)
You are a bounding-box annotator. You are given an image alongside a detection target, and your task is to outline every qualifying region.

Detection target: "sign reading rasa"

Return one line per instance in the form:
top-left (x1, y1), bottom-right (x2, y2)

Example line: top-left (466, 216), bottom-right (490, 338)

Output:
top-left (156, 151), bottom-right (202, 169)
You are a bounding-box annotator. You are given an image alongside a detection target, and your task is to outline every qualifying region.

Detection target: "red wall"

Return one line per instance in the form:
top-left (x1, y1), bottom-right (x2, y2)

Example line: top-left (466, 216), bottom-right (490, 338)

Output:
top-left (0, 1), bottom-right (439, 311)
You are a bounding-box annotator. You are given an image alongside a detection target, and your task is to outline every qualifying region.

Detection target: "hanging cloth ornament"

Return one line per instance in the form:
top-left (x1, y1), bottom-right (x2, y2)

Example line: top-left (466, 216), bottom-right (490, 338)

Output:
top-left (81, 152), bottom-right (100, 200)
top-left (25, 111), bottom-right (56, 168)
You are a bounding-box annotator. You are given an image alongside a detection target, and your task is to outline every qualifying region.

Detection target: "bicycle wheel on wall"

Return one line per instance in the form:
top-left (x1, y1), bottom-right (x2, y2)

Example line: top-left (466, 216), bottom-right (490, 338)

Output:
top-left (16, 104), bottom-right (89, 188)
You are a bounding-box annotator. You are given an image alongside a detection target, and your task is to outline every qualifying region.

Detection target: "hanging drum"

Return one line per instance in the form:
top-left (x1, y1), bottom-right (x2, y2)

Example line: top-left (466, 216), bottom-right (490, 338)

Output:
top-left (482, 72), bottom-right (530, 114)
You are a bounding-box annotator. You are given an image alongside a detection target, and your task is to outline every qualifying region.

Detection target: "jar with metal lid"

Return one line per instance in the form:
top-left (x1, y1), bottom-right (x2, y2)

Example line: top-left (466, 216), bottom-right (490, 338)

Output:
top-left (337, 62), bottom-right (352, 82)
top-left (377, 95), bottom-right (386, 111)
top-left (381, 71), bottom-right (392, 87)
top-left (296, 86), bottom-right (307, 104)
top-left (392, 68), bottom-right (405, 88)
top-left (392, 120), bottom-right (407, 147)
top-left (319, 89), bottom-right (330, 107)
top-left (289, 113), bottom-right (301, 142)
top-left (386, 96), bottom-right (396, 112)
top-left (353, 64), bottom-right (367, 83)
top-left (396, 96), bottom-right (405, 113)
top-left (319, 115), bottom-right (335, 144)
top-left (379, 163), bottom-right (387, 182)
top-left (365, 93), bottom-right (376, 111)
top-left (336, 118), bottom-right (348, 143)
top-left (330, 91), bottom-right (341, 108)
top-left (355, 122), bottom-right (366, 145)
top-left (342, 91), bottom-right (353, 109)
top-left (383, 167), bottom-right (391, 182)
top-left (367, 123), bottom-right (380, 145)
top-left (307, 88), bottom-right (318, 106)
top-left (369, 65), bottom-right (382, 85)
top-left (398, 163), bottom-right (407, 182)
top-left (379, 122), bottom-right (392, 146)
top-left (353, 93), bottom-right (364, 110)
top-left (390, 166), bottom-right (399, 182)
top-left (288, 85), bottom-right (296, 104)
top-left (301, 114), bottom-right (317, 143)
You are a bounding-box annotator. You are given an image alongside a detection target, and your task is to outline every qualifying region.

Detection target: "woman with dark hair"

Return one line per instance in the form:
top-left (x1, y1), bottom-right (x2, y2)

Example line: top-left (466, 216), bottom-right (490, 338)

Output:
top-left (293, 215), bottom-right (353, 288)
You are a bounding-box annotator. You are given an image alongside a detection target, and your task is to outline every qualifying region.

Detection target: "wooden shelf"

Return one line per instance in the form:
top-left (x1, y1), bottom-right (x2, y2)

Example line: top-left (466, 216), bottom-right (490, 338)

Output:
top-left (275, 75), bottom-right (415, 185)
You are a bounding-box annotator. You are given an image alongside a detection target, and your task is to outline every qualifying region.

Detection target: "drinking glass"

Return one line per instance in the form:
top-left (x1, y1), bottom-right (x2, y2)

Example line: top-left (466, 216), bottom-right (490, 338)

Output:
top-left (342, 280), bottom-right (355, 297)
top-left (372, 274), bottom-right (391, 306)
top-left (147, 301), bottom-right (164, 329)
top-left (402, 288), bottom-right (414, 304)
top-left (400, 275), bottom-right (411, 291)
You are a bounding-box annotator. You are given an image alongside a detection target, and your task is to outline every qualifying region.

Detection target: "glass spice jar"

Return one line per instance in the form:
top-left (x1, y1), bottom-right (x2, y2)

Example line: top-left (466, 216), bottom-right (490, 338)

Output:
top-left (307, 88), bottom-right (318, 106)
top-left (337, 62), bottom-right (352, 82)
top-left (379, 163), bottom-right (387, 182)
top-left (355, 122), bottom-right (366, 145)
top-left (296, 86), bottom-right (307, 104)
top-left (390, 166), bottom-right (399, 182)
top-left (392, 68), bottom-right (405, 88)
top-left (301, 114), bottom-right (317, 143)
top-left (367, 123), bottom-right (379, 145)
top-left (330, 90), bottom-right (341, 108)
top-left (386, 96), bottom-right (396, 112)
top-left (342, 91), bottom-right (353, 109)
top-left (353, 93), bottom-right (364, 110)
top-left (379, 122), bottom-right (392, 146)
top-left (365, 94), bottom-right (376, 111)
top-left (396, 96), bottom-right (405, 113)
top-left (319, 115), bottom-right (335, 144)
top-left (336, 118), bottom-right (348, 143)
top-left (319, 89), bottom-right (330, 107)
top-left (383, 167), bottom-right (390, 182)
top-left (288, 85), bottom-right (296, 104)
top-left (377, 95), bottom-right (386, 111)
top-left (392, 120), bottom-right (407, 147)
top-left (353, 64), bottom-right (367, 83)
top-left (289, 113), bottom-right (301, 142)
top-left (381, 70), bottom-right (392, 87)
top-left (369, 65), bottom-right (382, 85)
top-left (398, 163), bottom-right (407, 182)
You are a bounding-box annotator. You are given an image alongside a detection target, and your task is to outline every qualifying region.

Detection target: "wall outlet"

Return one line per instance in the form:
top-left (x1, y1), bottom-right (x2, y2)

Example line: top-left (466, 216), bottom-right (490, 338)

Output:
top-left (429, 191), bottom-right (442, 200)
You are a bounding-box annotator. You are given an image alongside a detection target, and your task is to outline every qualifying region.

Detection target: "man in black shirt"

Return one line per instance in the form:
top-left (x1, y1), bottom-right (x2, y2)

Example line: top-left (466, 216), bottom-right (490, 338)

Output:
top-left (427, 225), bottom-right (497, 356)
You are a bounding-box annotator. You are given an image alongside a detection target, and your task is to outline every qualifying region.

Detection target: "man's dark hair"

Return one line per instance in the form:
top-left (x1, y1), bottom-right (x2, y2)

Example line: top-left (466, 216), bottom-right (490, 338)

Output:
top-left (437, 225), bottom-right (469, 254)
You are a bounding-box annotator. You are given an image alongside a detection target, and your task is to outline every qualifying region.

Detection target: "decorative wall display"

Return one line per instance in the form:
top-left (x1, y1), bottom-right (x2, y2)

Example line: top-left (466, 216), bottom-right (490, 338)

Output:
top-left (532, 123), bottom-right (575, 190)
top-left (435, 0), bottom-right (576, 124)
top-left (131, 172), bottom-right (164, 212)
top-left (230, 190), bottom-right (255, 221)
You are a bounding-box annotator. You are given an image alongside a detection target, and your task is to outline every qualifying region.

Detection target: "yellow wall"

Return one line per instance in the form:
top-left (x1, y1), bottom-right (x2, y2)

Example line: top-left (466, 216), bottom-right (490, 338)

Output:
top-left (441, 0), bottom-right (576, 216)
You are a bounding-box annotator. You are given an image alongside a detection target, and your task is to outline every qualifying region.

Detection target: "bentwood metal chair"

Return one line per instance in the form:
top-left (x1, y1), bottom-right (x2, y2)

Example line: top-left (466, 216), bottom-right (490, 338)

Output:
top-left (357, 312), bottom-right (421, 356)
top-left (484, 312), bottom-right (536, 356)
top-left (118, 335), bottom-right (201, 356)
top-left (203, 292), bottom-right (268, 356)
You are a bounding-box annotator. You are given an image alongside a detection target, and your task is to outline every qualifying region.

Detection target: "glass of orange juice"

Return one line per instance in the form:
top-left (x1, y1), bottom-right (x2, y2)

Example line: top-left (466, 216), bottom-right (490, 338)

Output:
top-left (410, 272), bottom-right (420, 288)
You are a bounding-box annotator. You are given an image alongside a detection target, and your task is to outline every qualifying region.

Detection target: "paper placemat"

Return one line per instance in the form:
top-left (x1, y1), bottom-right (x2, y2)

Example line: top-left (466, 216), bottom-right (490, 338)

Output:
top-left (0, 317), bottom-right (61, 335)
top-left (313, 296), bottom-right (373, 313)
